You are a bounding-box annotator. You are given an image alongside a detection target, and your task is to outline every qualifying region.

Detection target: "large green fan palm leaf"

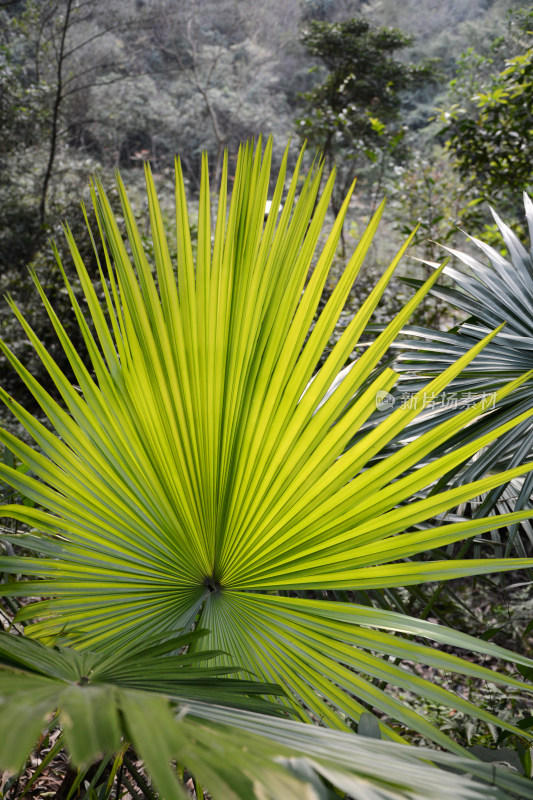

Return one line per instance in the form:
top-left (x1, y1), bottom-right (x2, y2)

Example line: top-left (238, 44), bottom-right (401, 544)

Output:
top-left (1, 140), bottom-right (533, 751)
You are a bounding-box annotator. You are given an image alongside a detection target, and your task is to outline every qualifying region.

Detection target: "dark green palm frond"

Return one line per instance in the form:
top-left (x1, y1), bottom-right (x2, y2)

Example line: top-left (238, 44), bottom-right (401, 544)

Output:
top-left (389, 193), bottom-right (533, 554)
top-left (0, 627), bottom-right (284, 714)
top-left (1, 630), bottom-right (531, 800)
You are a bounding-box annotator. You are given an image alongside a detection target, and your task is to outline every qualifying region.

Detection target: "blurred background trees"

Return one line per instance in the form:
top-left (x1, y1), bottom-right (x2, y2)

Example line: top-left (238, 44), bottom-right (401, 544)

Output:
top-left (0, 0), bottom-right (531, 403)
top-left (440, 8), bottom-right (532, 221)
top-left (298, 16), bottom-right (434, 222)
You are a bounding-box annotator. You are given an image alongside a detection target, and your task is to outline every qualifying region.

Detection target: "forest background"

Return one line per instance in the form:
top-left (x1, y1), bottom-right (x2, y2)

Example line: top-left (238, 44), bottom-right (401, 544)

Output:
top-left (0, 0), bottom-right (532, 407)
top-left (1, 2), bottom-right (533, 795)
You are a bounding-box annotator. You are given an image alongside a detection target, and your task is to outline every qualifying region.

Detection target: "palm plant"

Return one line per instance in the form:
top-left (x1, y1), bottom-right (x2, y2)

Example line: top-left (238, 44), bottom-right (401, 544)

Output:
top-left (4, 632), bottom-right (533, 800)
top-left (1, 139), bottom-right (533, 761)
top-left (392, 193), bottom-right (533, 554)
top-left (0, 628), bottom-right (283, 799)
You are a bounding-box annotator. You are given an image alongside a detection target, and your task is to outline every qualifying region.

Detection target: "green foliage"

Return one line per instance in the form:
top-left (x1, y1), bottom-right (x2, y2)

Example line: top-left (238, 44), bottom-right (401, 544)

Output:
top-left (0, 18), bottom-right (49, 270)
top-left (386, 145), bottom-right (468, 260)
top-left (0, 627), bottom-right (284, 770)
top-left (3, 630), bottom-right (533, 800)
top-left (1, 140), bottom-right (533, 771)
top-left (440, 10), bottom-right (533, 212)
top-left (393, 193), bottom-right (533, 555)
top-left (298, 16), bottom-right (434, 211)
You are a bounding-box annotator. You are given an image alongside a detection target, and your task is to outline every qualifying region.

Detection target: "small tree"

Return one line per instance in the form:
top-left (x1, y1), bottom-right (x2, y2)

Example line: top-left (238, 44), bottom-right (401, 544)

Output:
top-left (441, 11), bottom-right (532, 214)
top-left (0, 0), bottom-right (160, 268)
top-left (298, 17), bottom-right (433, 219)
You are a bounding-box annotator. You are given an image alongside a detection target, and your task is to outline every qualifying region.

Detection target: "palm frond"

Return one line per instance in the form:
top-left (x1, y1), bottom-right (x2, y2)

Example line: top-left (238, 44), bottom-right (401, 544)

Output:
top-left (391, 193), bottom-right (533, 553)
top-left (1, 141), bottom-right (533, 749)
top-left (1, 631), bottom-right (531, 800)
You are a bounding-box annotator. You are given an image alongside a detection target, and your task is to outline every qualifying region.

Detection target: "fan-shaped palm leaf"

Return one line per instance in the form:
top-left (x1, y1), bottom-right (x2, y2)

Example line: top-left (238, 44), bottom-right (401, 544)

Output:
top-left (392, 193), bottom-right (533, 553)
top-left (1, 141), bottom-right (533, 751)
top-left (3, 632), bottom-right (532, 800)
top-left (0, 627), bottom-right (283, 770)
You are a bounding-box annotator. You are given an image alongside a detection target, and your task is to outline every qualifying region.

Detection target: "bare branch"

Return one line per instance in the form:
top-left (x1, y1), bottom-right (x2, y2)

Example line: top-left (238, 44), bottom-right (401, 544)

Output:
top-left (61, 60), bottom-right (130, 91)
top-left (61, 71), bottom-right (144, 99)
top-left (62, 12), bottom-right (162, 60)
top-left (39, 0), bottom-right (74, 229)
